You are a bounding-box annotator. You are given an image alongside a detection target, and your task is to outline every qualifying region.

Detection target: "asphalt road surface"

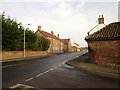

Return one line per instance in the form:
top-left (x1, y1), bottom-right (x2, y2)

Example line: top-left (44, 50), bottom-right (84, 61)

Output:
top-left (2, 50), bottom-right (118, 89)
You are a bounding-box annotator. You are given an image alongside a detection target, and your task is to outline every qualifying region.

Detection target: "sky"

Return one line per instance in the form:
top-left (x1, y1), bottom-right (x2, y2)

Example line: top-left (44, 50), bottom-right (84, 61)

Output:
top-left (0, 0), bottom-right (119, 47)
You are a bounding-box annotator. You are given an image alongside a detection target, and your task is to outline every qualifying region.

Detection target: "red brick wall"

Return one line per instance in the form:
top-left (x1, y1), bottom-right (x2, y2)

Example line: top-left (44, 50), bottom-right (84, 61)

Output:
top-left (88, 40), bottom-right (119, 68)
top-left (2, 51), bottom-right (48, 61)
top-left (68, 41), bottom-right (72, 52)
top-left (47, 37), bottom-right (61, 53)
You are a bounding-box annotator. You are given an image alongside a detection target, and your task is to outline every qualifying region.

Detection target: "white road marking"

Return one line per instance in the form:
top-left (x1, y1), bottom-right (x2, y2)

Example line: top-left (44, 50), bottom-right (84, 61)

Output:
top-left (75, 56), bottom-right (79, 58)
top-left (9, 53), bottom-right (87, 86)
top-left (50, 68), bottom-right (54, 71)
top-left (54, 66), bottom-right (58, 69)
top-left (59, 64), bottom-right (61, 66)
top-left (34, 55), bottom-right (80, 78)
top-left (10, 84), bottom-right (22, 88)
top-left (43, 70), bottom-right (49, 74)
top-left (10, 83), bottom-right (35, 88)
top-left (25, 67), bottom-right (56, 82)
top-left (36, 73), bottom-right (43, 77)
top-left (2, 63), bottom-right (26, 68)
top-left (25, 77), bottom-right (34, 82)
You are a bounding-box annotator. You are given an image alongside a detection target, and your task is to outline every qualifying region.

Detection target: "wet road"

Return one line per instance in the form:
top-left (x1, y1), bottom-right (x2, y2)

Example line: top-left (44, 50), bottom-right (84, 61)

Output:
top-left (2, 50), bottom-right (118, 89)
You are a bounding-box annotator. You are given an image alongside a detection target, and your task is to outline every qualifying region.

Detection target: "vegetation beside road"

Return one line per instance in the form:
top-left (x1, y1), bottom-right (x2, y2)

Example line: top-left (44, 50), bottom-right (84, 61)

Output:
top-left (1, 12), bottom-right (50, 51)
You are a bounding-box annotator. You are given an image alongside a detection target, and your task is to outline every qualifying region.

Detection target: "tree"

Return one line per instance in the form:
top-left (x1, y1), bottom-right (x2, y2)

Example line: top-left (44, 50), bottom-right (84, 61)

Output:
top-left (37, 36), bottom-right (50, 51)
top-left (2, 14), bottom-right (24, 51)
top-left (25, 28), bottom-right (37, 50)
top-left (1, 13), bottom-right (37, 51)
top-left (1, 13), bottom-right (50, 51)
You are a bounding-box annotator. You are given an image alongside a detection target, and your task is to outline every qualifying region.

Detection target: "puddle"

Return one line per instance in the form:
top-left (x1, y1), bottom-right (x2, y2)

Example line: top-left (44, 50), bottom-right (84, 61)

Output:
top-left (63, 64), bottom-right (74, 69)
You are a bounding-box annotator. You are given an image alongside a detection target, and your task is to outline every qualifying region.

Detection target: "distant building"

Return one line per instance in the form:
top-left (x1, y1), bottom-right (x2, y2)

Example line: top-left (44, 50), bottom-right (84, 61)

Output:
top-left (35, 26), bottom-right (61, 53)
top-left (61, 39), bottom-right (72, 52)
top-left (85, 21), bottom-right (120, 68)
top-left (71, 42), bottom-right (81, 52)
top-left (80, 47), bottom-right (88, 50)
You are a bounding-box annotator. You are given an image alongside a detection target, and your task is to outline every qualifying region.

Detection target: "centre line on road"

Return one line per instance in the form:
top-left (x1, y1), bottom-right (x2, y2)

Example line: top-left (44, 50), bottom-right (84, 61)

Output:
top-left (36, 73), bottom-right (43, 77)
top-left (43, 70), bottom-right (50, 74)
top-left (59, 65), bottom-right (62, 66)
top-left (25, 65), bottom-right (62, 82)
top-left (50, 68), bottom-right (53, 71)
top-left (25, 77), bottom-right (34, 82)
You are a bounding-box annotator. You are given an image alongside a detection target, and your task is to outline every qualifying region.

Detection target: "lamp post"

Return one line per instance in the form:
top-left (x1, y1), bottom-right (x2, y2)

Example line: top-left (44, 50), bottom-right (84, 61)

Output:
top-left (24, 24), bottom-right (31, 58)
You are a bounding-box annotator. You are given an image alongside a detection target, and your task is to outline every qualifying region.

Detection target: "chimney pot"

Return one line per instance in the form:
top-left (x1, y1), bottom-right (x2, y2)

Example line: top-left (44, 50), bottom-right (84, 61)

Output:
top-left (57, 34), bottom-right (59, 37)
top-left (38, 25), bottom-right (42, 31)
top-left (102, 15), bottom-right (103, 18)
top-left (51, 31), bottom-right (54, 35)
top-left (98, 15), bottom-right (104, 24)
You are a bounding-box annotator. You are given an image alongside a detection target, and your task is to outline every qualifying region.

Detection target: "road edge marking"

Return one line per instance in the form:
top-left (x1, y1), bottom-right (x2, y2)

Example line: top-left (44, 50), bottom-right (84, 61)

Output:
top-left (2, 62), bottom-right (26, 68)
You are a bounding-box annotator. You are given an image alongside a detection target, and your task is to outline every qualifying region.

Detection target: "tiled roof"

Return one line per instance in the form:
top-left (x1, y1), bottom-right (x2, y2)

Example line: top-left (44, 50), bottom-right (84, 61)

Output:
top-left (40, 30), bottom-right (60, 40)
top-left (85, 22), bottom-right (120, 41)
top-left (61, 39), bottom-right (70, 45)
top-left (74, 43), bottom-right (79, 46)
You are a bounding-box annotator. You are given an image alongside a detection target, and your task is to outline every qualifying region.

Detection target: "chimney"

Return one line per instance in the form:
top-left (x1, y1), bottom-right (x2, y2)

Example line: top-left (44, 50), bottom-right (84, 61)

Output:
top-left (57, 34), bottom-right (59, 37)
top-left (38, 25), bottom-right (42, 31)
top-left (98, 15), bottom-right (104, 24)
top-left (51, 31), bottom-right (54, 35)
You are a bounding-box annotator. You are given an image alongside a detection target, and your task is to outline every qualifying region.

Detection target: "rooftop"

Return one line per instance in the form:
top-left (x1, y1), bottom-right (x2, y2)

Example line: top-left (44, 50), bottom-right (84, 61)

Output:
top-left (61, 39), bottom-right (70, 45)
top-left (85, 22), bottom-right (120, 42)
top-left (38, 30), bottom-right (60, 40)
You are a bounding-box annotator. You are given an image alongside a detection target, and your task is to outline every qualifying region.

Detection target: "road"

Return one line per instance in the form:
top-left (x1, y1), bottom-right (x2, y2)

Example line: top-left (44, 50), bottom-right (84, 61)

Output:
top-left (2, 50), bottom-right (118, 89)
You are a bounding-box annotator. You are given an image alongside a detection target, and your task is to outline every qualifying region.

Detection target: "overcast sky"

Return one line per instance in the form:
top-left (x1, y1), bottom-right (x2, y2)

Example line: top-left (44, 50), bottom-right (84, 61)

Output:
top-left (0, 0), bottom-right (119, 47)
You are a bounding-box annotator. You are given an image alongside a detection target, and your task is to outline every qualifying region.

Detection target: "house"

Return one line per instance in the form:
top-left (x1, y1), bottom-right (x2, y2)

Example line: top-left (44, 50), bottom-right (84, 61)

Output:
top-left (60, 41), bottom-right (64, 53)
top-left (85, 21), bottom-right (120, 68)
top-left (71, 42), bottom-right (81, 52)
top-left (87, 15), bottom-right (106, 35)
top-left (61, 39), bottom-right (72, 52)
top-left (35, 26), bottom-right (61, 53)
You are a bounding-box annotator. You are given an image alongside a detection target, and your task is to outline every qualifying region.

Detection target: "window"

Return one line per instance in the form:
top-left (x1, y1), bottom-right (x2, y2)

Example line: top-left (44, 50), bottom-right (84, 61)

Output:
top-left (56, 42), bottom-right (58, 45)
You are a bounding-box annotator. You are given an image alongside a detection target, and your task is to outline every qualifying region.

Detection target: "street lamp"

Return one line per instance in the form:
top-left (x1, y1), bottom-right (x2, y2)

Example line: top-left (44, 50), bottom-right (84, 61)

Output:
top-left (24, 24), bottom-right (31, 58)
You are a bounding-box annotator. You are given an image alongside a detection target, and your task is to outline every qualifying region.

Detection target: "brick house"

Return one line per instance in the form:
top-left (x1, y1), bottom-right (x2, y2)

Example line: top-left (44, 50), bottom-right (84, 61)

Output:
top-left (71, 42), bottom-right (81, 52)
top-left (61, 39), bottom-right (72, 52)
top-left (85, 22), bottom-right (120, 68)
top-left (35, 26), bottom-right (61, 53)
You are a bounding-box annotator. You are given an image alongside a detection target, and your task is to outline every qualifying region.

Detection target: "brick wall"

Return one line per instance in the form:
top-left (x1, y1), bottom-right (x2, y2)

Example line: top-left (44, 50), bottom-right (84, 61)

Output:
top-left (68, 41), bottom-right (72, 52)
top-left (88, 40), bottom-right (119, 68)
top-left (47, 37), bottom-right (61, 53)
top-left (1, 51), bottom-right (48, 61)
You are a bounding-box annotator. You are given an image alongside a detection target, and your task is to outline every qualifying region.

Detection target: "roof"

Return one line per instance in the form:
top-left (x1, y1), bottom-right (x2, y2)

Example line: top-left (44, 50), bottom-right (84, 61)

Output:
top-left (85, 22), bottom-right (120, 42)
top-left (72, 42), bottom-right (80, 48)
top-left (61, 39), bottom-right (70, 45)
top-left (88, 24), bottom-right (106, 35)
top-left (74, 43), bottom-right (80, 47)
top-left (36, 30), bottom-right (60, 40)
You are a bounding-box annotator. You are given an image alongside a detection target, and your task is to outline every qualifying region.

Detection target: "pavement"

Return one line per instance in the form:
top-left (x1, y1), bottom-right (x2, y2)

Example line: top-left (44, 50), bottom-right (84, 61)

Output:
top-left (1, 55), bottom-right (51, 63)
top-left (66, 53), bottom-right (119, 80)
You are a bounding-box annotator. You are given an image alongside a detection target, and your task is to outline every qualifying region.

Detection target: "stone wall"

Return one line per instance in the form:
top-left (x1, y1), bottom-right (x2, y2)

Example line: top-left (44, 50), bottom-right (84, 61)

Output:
top-left (88, 40), bottom-right (119, 68)
top-left (1, 51), bottom-right (48, 61)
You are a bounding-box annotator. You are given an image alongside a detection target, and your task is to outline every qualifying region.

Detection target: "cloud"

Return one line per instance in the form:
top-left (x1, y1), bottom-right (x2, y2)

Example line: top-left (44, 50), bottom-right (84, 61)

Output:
top-left (35, 1), bottom-right (88, 46)
top-left (1, 1), bottom-right (117, 47)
